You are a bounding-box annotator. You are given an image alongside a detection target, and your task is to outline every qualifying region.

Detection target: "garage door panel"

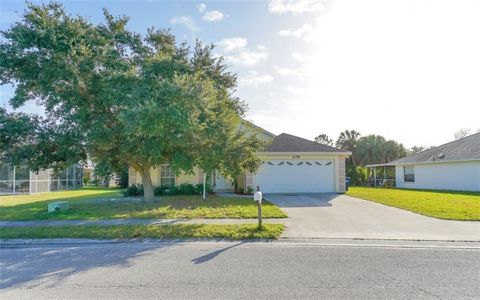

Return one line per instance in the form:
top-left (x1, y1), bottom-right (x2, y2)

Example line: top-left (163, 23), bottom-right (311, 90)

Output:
top-left (254, 160), bottom-right (335, 193)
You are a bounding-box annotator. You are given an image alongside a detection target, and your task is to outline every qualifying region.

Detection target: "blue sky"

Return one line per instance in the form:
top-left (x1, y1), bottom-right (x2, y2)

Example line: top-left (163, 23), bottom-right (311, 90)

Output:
top-left (1, 0), bottom-right (479, 147)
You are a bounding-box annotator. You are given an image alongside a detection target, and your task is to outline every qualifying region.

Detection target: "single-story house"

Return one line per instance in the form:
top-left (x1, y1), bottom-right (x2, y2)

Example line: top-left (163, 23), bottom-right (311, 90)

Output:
top-left (368, 132), bottom-right (480, 192)
top-left (129, 125), bottom-right (351, 194)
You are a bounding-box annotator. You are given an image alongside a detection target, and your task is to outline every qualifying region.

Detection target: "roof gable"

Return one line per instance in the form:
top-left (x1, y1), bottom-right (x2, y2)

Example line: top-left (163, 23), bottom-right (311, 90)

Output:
top-left (390, 132), bottom-right (480, 164)
top-left (265, 133), bottom-right (349, 153)
top-left (240, 119), bottom-right (276, 142)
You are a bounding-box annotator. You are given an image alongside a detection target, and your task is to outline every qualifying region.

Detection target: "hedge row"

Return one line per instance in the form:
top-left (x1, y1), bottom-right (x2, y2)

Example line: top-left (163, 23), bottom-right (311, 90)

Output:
top-left (124, 183), bottom-right (213, 197)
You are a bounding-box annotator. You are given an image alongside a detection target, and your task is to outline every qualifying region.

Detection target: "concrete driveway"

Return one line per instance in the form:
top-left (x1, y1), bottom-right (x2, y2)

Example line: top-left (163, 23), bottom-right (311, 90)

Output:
top-left (265, 194), bottom-right (480, 241)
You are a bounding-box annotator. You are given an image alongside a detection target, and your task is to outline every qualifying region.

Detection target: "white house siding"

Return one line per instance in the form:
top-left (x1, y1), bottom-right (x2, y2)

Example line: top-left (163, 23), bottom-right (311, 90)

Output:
top-left (395, 161), bottom-right (480, 192)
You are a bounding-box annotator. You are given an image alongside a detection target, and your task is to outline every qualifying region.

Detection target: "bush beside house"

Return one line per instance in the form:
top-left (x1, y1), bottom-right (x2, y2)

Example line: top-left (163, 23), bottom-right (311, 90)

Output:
top-left (124, 183), bottom-right (213, 197)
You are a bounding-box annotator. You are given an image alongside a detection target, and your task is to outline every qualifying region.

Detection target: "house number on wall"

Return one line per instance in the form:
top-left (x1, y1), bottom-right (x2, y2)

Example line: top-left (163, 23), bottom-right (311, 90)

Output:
top-left (292, 155), bottom-right (300, 159)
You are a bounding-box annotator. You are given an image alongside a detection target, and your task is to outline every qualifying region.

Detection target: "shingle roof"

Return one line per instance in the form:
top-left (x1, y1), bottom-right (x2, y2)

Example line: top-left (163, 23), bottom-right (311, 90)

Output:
top-left (241, 119), bottom-right (276, 138)
top-left (389, 132), bottom-right (480, 164)
top-left (265, 133), bottom-right (349, 153)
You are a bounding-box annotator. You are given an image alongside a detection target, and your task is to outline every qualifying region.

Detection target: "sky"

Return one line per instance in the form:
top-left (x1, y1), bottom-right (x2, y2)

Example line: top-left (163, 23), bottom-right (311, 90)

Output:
top-left (1, 0), bottom-right (479, 148)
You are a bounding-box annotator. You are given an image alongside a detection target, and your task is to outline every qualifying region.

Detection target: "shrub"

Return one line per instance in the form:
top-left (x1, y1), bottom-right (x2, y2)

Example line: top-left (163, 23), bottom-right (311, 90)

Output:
top-left (178, 183), bottom-right (197, 195)
top-left (155, 185), bottom-right (183, 195)
top-left (154, 184), bottom-right (204, 196)
top-left (347, 166), bottom-right (368, 186)
top-left (125, 183), bottom-right (212, 197)
top-left (124, 184), bottom-right (143, 196)
top-left (195, 183), bottom-right (213, 194)
top-left (246, 187), bottom-right (254, 195)
top-left (237, 187), bottom-right (244, 194)
top-left (154, 185), bottom-right (168, 196)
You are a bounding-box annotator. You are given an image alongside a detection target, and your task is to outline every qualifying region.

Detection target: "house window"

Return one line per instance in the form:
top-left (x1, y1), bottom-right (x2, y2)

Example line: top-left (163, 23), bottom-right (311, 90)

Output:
top-left (160, 165), bottom-right (175, 187)
top-left (404, 166), bottom-right (415, 182)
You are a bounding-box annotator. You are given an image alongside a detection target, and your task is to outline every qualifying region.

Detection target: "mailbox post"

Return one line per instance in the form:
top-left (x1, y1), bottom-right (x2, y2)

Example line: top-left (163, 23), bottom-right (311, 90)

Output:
top-left (253, 186), bottom-right (263, 228)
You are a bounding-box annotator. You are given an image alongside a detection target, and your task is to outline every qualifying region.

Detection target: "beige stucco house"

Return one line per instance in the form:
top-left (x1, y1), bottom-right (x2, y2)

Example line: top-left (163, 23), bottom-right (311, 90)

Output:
top-left (129, 124), bottom-right (350, 194)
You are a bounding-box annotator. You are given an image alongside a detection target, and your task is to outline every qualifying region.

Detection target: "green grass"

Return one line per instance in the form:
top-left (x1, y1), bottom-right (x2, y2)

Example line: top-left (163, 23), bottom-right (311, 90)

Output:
top-left (0, 186), bottom-right (122, 206)
top-left (0, 224), bottom-right (285, 240)
top-left (0, 187), bottom-right (287, 220)
top-left (347, 187), bottom-right (480, 221)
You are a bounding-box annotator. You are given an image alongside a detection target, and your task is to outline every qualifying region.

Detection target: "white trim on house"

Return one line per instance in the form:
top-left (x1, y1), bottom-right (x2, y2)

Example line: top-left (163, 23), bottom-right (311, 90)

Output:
top-left (392, 159), bottom-right (480, 166)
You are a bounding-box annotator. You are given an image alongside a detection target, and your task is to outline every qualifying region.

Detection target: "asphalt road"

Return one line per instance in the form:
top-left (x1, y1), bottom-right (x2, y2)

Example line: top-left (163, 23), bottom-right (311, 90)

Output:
top-left (1, 240), bottom-right (479, 299)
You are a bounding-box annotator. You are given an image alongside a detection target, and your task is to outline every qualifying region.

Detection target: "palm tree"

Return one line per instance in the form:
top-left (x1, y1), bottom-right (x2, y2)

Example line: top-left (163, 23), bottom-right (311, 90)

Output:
top-left (336, 130), bottom-right (361, 166)
top-left (355, 135), bottom-right (407, 165)
top-left (355, 135), bottom-right (386, 166)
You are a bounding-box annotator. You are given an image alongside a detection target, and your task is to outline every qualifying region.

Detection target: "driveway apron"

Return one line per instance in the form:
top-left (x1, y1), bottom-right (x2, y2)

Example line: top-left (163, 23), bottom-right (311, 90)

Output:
top-left (264, 194), bottom-right (480, 241)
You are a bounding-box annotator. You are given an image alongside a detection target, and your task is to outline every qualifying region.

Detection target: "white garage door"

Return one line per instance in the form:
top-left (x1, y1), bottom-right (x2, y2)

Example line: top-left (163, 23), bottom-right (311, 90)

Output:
top-left (253, 160), bottom-right (335, 193)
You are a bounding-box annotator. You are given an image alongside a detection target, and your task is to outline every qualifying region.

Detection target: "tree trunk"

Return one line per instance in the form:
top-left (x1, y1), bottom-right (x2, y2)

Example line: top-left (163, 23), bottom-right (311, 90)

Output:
top-left (139, 166), bottom-right (154, 201)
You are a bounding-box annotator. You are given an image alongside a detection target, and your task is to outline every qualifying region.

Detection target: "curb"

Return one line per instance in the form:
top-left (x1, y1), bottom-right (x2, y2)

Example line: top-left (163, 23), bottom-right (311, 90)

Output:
top-left (0, 238), bottom-right (276, 246)
top-left (2, 237), bottom-right (480, 249)
top-left (0, 218), bottom-right (288, 227)
top-left (278, 236), bottom-right (480, 243)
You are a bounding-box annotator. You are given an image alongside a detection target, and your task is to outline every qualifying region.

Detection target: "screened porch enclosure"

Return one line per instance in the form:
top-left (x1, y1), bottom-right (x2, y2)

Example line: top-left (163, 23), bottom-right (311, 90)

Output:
top-left (0, 164), bottom-right (83, 195)
top-left (365, 163), bottom-right (396, 187)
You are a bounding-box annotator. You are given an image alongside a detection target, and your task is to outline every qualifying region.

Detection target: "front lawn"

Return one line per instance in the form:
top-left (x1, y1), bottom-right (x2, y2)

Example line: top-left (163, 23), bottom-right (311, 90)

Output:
top-left (0, 187), bottom-right (287, 220)
top-left (0, 224), bottom-right (285, 240)
top-left (347, 187), bottom-right (480, 221)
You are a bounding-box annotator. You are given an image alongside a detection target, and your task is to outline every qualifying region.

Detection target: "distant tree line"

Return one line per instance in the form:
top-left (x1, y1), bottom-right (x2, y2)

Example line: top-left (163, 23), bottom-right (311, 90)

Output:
top-left (314, 127), bottom-right (480, 185)
top-left (454, 128), bottom-right (479, 140)
top-left (315, 130), bottom-right (407, 185)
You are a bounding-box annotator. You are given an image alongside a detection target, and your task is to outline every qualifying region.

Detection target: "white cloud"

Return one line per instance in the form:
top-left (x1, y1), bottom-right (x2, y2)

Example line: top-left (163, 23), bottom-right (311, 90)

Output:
top-left (203, 10), bottom-right (224, 22)
top-left (239, 71), bottom-right (274, 87)
top-left (291, 52), bottom-right (308, 63)
top-left (197, 3), bottom-right (224, 22)
top-left (284, 85), bottom-right (305, 95)
top-left (216, 37), bottom-right (248, 52)
top-left (260, 0), bottom-right (480, 148)
top-left (275, 65), bottom-right (303, 77)
top-left (225, 48), bottom-right (269, 67)
top-left (269, 0), bottom-right (325, 15)
top-left (170, 16), bottom-right (199, 32)
top-left (197, 3), bottom-right (207, 13)
top-left (278, 23), bottom-right (313, 38)
top-left (216, 38), bottom-right (269, 67)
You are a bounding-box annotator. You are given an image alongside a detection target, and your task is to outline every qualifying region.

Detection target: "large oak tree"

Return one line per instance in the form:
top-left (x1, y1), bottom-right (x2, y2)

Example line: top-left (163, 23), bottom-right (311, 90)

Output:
top-left (0, 3), bottom-right (264, 200)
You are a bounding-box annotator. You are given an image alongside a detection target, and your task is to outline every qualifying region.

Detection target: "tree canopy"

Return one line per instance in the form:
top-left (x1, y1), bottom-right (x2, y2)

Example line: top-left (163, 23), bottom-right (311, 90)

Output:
top-left (314, 133), bottom-right (333, 146)
top-left (0, 108), bottom-right (85, 171)
top-left (335, 130), bottom-right (360, 166)
top-left (327, 130), bottom-right (407, 185)
top-left (355, 135), bottom-right (406, 166)
top-left (0, 3), bottom-right (265, 200)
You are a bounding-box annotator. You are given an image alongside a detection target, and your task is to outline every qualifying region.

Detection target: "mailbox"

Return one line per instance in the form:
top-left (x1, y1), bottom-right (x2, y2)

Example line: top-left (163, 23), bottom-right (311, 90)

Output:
top-left (253, 191), bottom-right (263, 202)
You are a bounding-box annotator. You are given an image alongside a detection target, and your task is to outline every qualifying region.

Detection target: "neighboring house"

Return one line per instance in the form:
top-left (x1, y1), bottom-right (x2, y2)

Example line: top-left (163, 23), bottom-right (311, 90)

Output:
top-left (128, 124), bottom-right (351, 194)
top-left (0, 164), bottom-right (84, 195)
top-left (82, 160), bottom-right (95, 183)
top-left (369, 133), bottom-right (480, 192)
